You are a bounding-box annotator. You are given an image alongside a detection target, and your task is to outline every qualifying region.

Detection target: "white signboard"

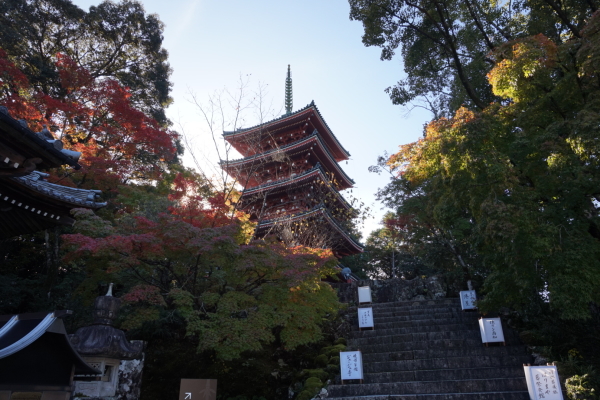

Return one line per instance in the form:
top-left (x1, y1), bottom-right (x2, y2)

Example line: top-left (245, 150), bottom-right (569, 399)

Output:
top-left (459, 290), bottom-right (477, 310)
top-left (340, 351), bottom-right (363, 380)
top-left (524, 365), bottom-right (563, 400)
top-left (358, 307), bottom-right (374, 329)
top-left (357, 286), bottom-right (372, 304)
top-left (478, 317), bottom-right (505, 343)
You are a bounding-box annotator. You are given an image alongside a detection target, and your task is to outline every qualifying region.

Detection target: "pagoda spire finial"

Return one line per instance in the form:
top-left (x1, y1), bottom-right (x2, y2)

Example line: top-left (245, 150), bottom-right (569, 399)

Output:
top-left (285, 64), bottom-right (293, 115)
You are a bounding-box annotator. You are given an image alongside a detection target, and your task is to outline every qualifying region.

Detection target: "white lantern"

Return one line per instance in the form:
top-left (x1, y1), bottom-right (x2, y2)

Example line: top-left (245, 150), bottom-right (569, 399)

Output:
top-left (340, 351), bottom-right (364, 382)
top-left (357, 286), bottom-right (372, 304)
top-left (524, 365), bottom-right (564, 400)
top-left (478, 317), bottom-right (505, 344)
top-left (459, 290), bottom-right (477, 310)
top-left (358, 307), bottom-right (374, 330)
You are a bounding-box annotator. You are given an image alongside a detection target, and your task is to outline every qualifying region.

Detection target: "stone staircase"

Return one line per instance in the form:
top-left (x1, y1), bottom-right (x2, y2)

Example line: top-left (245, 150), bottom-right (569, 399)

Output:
top-left (326, 298), bottom-right (533, 400)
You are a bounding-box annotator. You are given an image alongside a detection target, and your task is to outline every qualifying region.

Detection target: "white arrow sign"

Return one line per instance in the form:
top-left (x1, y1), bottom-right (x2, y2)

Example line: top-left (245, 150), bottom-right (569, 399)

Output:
top-left (185, 393), bottom-right (191, 399)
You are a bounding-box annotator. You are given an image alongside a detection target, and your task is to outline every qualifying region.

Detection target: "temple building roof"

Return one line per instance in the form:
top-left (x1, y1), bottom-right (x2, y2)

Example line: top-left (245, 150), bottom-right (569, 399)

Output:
top-left (12, 171), bottom-right (106, 208)
top-left (0, 310), bottom-right (100, 390)
top-left (223, 101), bottom-right (351, 162)
top-left (0, 106), bottom-right (81, 171)
top-left (0, 171), bottom-right (106, 239)
top-left (222, 133), bottom-right (355, 190)
top-left (0, 107), bottom-right (105, 238)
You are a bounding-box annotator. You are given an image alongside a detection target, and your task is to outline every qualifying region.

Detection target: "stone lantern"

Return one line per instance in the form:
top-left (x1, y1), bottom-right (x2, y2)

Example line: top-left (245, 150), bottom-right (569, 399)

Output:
top-left (70, 284), bottom-right (145, 400)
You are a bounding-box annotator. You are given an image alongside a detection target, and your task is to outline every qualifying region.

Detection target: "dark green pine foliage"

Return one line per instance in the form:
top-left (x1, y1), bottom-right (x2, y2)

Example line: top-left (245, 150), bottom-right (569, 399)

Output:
top-left (285, 64), bottom-right (293, 115)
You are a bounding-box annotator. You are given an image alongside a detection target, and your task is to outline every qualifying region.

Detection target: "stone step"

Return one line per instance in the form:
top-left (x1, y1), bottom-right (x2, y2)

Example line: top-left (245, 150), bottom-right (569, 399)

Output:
top-left (361, 345), bottom-right (530, 363)
top-left (357, 301), bottom-right (471, 311)
top-left (350, 323), bottom-right (482, 338)
top-left (322, 391), bottom-right (530, 400)
top-left (365, 313), bottom-right (481, 325)
top-left (362, 355), bottom-right (532, 374)
top-left (365, 299), bottom-right (461, 309)
top-left (350, 317), bottom-right (484, 332)
top-left (355, 338), bottom-right (507, 353)
top-left (328, 377), bottom-right (527, 397)
top-left (361, 366), bottom-right (525, 383)
top-left (351, 330), bottom-right (519, 346)
top-left (355, 305), bottom-right (469, 317)
top-left (331, 296), bottom-right (532, 400)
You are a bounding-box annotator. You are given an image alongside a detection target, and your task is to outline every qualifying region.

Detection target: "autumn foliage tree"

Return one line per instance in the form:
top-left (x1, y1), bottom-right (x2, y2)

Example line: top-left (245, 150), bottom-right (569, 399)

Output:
top-left (0, 49), bottom-right (178, 192)
top-left (0, 45), bottom-right (183, 321)
top-left (1, 34), bottom-right (343, 398)
top-left (62, 207), bottom-right (341, 360)
top-left (0, 0), bottom-right (172, 125)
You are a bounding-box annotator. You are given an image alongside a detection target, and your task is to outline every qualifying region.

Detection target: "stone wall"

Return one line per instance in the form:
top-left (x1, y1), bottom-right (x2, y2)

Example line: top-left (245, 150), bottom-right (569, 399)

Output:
top-left (115, 349), bottom-right (145, 400)
top-left (331, 276), bottom-right (448, 304)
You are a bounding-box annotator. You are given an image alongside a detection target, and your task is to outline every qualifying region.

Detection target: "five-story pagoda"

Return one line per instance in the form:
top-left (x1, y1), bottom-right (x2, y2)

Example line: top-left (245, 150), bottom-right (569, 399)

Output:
top-left (221, 66), bottom-right (362, 258)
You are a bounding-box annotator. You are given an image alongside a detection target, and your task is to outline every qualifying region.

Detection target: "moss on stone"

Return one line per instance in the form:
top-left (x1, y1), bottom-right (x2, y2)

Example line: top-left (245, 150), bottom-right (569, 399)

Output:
top-left (314, 354), bottom-right (328, 366)
top-left (303, 368), bottom-right (328, 381)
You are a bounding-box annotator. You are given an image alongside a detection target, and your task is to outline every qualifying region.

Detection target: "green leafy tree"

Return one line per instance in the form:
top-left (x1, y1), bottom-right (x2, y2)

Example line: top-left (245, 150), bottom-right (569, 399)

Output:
top-left (372, 162), bottom-right (482, 287)
top-left (348, 0), bottom-right (597, 117)
top-left (360, 212), bottom-right (425, 279)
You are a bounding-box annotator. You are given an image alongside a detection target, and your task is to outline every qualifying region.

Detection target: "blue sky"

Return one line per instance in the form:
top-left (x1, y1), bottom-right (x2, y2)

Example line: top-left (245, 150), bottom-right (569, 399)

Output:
top-left (72, 0), bottom-right (432, 237)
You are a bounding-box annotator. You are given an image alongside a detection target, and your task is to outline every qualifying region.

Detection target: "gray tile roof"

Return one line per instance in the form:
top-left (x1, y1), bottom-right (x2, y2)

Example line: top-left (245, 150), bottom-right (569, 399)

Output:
top-left (0, 106), bottom-right (81, 169)
top-left (11, 171), bottom-right (106, 208)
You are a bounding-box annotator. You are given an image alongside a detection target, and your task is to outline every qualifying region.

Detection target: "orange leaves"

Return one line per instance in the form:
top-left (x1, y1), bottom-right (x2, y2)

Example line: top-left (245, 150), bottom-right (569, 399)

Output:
top-left (167, 172), bottom-right (248, 230)
top-left (487, 34), bottom-right (559, 102)
top-left (387, 111), bottom-right (466, 185)
top-left (0, 48), bottom-right (178, 190)
top-left (0, 49), bottom-right (46, 127)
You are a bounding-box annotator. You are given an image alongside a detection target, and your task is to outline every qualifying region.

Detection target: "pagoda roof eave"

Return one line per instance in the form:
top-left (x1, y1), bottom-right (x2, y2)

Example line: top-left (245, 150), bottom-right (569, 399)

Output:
top-left (221, 134), bottom-right (355, 188)
top-left (222, 101), bottom-right (351, 160)
top-left (240, 164), bottom-right (353, 211)
top-left (256, 206), bottom-right (363, 253)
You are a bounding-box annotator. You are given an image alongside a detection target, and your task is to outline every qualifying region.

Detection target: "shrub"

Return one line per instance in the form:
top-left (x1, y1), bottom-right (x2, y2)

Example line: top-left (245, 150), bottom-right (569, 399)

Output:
top-left (566, 374), bottom-right (597, 400)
